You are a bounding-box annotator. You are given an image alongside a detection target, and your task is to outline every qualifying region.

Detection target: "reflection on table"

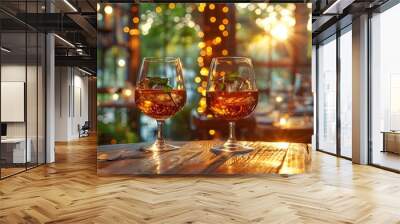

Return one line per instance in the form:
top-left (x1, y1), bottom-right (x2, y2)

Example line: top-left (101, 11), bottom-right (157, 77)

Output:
top-left (97, 141), bottom-right (312, 176)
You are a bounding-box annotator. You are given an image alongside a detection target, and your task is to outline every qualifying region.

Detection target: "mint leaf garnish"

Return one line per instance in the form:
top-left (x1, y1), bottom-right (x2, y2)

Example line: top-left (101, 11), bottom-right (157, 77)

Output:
top-left (147, 77), bottom-right (178, 108)
top-left (149, 77), bottom-right (169, 87)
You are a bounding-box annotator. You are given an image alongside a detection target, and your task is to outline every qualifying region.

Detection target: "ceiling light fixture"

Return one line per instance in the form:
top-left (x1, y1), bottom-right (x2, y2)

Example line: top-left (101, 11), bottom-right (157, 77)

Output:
top-left (78, 67), bottom-right (93, 76)
top-left (63, 0), bottom-right (78, 12)
top-left (322, 0), bottom-right (354, 15)
top-left (1, 47), bottom-right (11, 53)
top-left (54, 34), bottom-right (75, 48)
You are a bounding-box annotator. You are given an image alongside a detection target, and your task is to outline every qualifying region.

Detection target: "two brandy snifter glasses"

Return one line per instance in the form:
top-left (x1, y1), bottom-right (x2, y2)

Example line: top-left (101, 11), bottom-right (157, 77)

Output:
top-left (135, 56), bottom-right (258, 153)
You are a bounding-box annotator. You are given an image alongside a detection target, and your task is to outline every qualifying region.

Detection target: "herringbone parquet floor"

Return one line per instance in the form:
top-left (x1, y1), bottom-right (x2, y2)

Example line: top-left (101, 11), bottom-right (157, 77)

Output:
top-left (1, 136), bottom-right (400, 224)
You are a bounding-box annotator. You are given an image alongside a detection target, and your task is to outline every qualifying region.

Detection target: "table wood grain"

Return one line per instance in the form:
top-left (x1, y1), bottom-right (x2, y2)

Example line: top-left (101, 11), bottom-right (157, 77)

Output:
top-left (97, 141), bottom-right (312, 176)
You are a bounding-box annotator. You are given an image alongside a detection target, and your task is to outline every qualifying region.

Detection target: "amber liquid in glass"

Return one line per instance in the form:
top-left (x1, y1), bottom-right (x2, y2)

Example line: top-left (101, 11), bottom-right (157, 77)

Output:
top-left (206, 90), bottom-right (258, 121)
top-left (135, 89), bottom-right (186, 120)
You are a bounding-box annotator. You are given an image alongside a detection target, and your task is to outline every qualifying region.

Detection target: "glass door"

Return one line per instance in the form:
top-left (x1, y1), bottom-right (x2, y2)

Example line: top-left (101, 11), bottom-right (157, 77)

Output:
top-left (317, 35), bottom-right (337, 154)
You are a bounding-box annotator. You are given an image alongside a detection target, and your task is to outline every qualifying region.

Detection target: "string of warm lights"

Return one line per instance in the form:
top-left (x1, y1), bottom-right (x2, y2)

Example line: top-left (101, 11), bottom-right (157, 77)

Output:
top-left (194, 3), bottom-right (233, 137)
top-left (195, 3), bottom-right (231, 117)
top-left (123, 7), bottom-right (140, 36)
top-left (99, 4), bottom-right (139, 102)
top-left (252, 4), bottom-right (296, 41)
top-left (100, 3), bottom-right (300, 116)
top-left (103, 4), bottom-right (205, 103)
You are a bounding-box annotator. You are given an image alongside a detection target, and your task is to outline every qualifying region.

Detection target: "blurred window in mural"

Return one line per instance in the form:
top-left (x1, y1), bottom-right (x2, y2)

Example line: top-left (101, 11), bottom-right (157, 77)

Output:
top-left (98, 3), bottom-right (312, 145)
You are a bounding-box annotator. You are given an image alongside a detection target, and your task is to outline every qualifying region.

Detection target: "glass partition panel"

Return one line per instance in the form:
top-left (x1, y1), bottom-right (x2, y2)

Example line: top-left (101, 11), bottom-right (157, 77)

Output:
top-left (339, 29), bottom-right (352, 158)
top-left (317, 37), bottom-right (337, 154)
top-left (371, 4), bottom-right (400, 171)
top-left (0, 0), bottom-right (46, 178)
top-left (1, 30), bottom-right (27, 177)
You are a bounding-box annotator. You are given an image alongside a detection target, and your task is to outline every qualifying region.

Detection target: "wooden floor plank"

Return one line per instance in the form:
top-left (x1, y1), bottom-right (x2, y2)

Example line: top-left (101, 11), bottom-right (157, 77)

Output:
top-left (1, 136), bottom-right (400, 223)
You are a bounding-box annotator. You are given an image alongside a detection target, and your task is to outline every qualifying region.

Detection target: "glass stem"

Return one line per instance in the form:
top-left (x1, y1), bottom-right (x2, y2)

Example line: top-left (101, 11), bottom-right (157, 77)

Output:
top-left (155, 120), bottom-right (165, 146)
top-left (227, 121), bottom-right (237, 145)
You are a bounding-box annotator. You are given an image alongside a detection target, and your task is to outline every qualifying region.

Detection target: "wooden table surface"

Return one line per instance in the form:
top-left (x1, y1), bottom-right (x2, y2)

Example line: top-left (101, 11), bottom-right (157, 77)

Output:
top-left (97, 141), bottom-right (312, 176)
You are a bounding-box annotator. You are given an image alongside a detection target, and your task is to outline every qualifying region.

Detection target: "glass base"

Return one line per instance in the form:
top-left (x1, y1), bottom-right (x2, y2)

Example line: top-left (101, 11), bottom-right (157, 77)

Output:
top-left (211, 141), bottom-right (254, 154)
top-left (143, 141), bottom-right (180, 152)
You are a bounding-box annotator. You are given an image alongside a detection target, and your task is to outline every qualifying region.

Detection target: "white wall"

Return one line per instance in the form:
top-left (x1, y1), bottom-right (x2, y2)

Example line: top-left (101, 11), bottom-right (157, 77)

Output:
top-left (54, 67), bottom-right (89, 141)
top-left (55, 67), bottom-right (69, 141)
top-left (72, 73), bottom-right (89, 138)
top-left (1, 65), bottom-right (40, 138)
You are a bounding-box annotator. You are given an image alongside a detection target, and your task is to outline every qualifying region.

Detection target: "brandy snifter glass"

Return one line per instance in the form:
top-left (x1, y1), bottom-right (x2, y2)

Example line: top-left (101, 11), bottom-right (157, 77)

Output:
top-left (206, 57), bottom-right (258, 153)
top-left (135, 57), bottom-right (186, 152)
